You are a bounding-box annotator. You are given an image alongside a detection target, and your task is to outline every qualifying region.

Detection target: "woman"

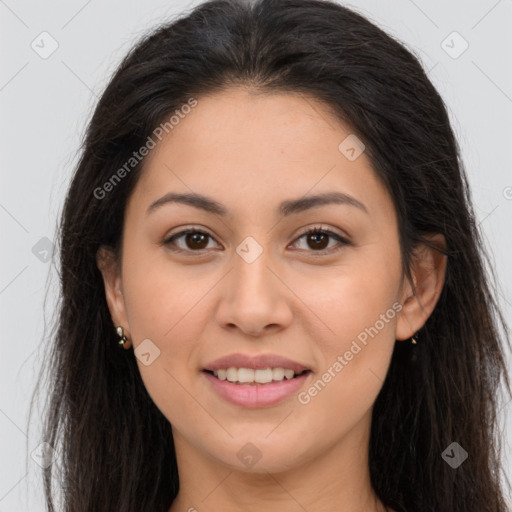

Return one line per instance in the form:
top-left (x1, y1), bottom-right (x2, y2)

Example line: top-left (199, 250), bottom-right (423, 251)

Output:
top-left (33, 0), bottom-right (511, 510)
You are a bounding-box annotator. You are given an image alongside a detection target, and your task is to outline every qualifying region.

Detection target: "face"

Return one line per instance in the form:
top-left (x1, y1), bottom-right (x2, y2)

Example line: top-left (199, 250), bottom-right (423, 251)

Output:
top-left (98, 87), bottom-right (441, 476)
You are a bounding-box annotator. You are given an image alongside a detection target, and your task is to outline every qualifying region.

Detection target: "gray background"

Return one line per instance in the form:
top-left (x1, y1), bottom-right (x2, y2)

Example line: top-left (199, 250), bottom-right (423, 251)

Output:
top-left (1, 0), bottom-right (511, 510)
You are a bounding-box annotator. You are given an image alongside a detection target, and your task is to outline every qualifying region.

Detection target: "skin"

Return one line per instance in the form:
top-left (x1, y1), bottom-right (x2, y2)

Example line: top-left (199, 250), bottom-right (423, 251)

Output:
top-left (97, 87), bottom-right (446, 512)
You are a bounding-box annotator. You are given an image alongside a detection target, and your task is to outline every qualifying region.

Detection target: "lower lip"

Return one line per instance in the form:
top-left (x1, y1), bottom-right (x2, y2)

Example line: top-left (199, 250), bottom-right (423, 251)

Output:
top-left (202, 371), bottom-right (311, 408)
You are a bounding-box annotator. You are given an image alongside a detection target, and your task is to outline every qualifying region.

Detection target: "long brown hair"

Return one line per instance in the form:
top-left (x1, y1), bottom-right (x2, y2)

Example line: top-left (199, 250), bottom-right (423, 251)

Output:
top-left (30, 0), bottom-right (511, 510)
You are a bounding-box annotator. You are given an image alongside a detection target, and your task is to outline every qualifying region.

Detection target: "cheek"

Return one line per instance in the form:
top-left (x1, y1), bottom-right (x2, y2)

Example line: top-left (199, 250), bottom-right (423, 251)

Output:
top-left (120, 249), bottom-right (211, 423)
top-left (120, 241), bottom-right (222, 370)
top-left (298, 245), bottom-right (402, 347)
top-left (294, 247), bottom-right (400, 410)
top-left (121, 239), bottom-right (207, 340)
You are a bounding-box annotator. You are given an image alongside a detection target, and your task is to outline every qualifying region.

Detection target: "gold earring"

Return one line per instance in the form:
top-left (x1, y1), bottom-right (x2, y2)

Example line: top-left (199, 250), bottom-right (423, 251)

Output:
top-left (411, 335), bottom-right (417, 344)
top-left (116, 326), bottom-right (132, 350)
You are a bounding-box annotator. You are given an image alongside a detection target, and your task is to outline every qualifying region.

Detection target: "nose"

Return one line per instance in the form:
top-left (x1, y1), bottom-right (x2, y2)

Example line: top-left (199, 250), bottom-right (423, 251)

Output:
top-left (214, 247), bottom-right (293, 337)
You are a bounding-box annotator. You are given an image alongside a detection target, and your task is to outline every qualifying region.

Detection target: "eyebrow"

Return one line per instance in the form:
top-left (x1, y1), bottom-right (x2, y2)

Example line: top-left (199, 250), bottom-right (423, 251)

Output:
top-left (146, 191), bottom-right (368, 217)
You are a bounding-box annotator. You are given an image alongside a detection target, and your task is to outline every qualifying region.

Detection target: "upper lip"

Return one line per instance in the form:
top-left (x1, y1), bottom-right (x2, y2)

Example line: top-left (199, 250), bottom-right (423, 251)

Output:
top-left (203, 353), bottom-right (311, 374)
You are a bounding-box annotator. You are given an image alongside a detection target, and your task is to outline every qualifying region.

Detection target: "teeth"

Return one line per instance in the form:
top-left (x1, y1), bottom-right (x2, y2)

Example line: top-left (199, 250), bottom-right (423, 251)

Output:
top-left (212, 367), bottom-right (303, 384)
top-left (272, 367), bottom-right (284, 380)
top-left (283, 369), bottom-right (294, 380)
top-left (226, 367), bottom-right (237, 382)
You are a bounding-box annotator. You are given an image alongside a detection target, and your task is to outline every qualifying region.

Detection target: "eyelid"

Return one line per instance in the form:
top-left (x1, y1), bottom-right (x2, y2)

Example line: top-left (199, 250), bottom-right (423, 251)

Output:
top-left (163, 226), bottom-right (219, 254)
top-left (163, 224), bottom-right (350, 255)
top-left (290, 225), bottom-right (350, 255)
top-left (294, 224), bottom-right (348, 242)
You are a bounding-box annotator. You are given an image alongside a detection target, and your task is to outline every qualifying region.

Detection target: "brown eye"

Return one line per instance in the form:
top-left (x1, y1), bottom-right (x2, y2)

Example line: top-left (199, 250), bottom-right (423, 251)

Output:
top-left (164, 229), bottom-right (218, 252)
top-left (183, 232), bottom-right (209, 250)
top-left (164, 226), bottom-right (349, 256)
top-left (292, 227), bottom-right (349, 255)
top-left (306, 230), bottom-right (330, 250)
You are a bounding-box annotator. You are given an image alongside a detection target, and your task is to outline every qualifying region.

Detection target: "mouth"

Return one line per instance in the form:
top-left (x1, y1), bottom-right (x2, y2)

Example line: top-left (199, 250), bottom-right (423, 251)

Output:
top-left (202, 368), bottom-right (312, 385)
top-left (201, 353), bottom-right (313, 407)
top-left (202, 368), bottom-right (312, 408)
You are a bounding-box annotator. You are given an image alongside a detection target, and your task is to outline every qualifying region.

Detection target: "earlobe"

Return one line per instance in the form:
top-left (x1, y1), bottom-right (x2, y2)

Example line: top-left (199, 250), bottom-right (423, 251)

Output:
top-left (395, 233), bottom-right (447, 341)
top-left (96, 246), bottom-right (130, 335)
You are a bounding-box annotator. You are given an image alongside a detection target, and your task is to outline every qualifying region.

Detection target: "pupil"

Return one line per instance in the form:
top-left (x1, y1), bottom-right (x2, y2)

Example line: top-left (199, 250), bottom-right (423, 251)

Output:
top-left (187, 232), bottom-right (208, 249)
top-left (309, 233), bottom-right (328, 250)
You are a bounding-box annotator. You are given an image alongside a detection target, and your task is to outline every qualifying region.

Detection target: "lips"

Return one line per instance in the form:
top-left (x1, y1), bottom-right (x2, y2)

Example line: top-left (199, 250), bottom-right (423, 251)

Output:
top-left (203, 353), bottom-right (311, 374)
top-left (202, 367), bottom-right (312, 408)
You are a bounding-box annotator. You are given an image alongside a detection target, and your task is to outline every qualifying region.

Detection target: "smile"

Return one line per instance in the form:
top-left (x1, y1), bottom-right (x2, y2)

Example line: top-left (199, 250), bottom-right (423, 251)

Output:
top-left (202, 369), bottom-right (312, 407)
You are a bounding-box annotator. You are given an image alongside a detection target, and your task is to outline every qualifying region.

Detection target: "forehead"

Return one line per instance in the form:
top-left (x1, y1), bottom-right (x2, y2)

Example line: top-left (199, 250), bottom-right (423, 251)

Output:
top-left (153, 87), bottom-right (349, 163)
top-left (127, 87), bottom-right (393, 223)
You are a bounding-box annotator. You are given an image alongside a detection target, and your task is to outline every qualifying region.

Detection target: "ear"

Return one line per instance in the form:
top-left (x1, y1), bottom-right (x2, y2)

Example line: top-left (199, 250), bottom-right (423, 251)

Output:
top-left (96, 245), bottom-right (130, 337)
top-left (395, 233), bottom-right (447, 341)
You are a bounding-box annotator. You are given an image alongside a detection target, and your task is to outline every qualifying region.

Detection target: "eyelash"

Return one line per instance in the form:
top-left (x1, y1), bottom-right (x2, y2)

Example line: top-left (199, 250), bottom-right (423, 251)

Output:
top-left (162, 225), bottom-right (350, 256)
